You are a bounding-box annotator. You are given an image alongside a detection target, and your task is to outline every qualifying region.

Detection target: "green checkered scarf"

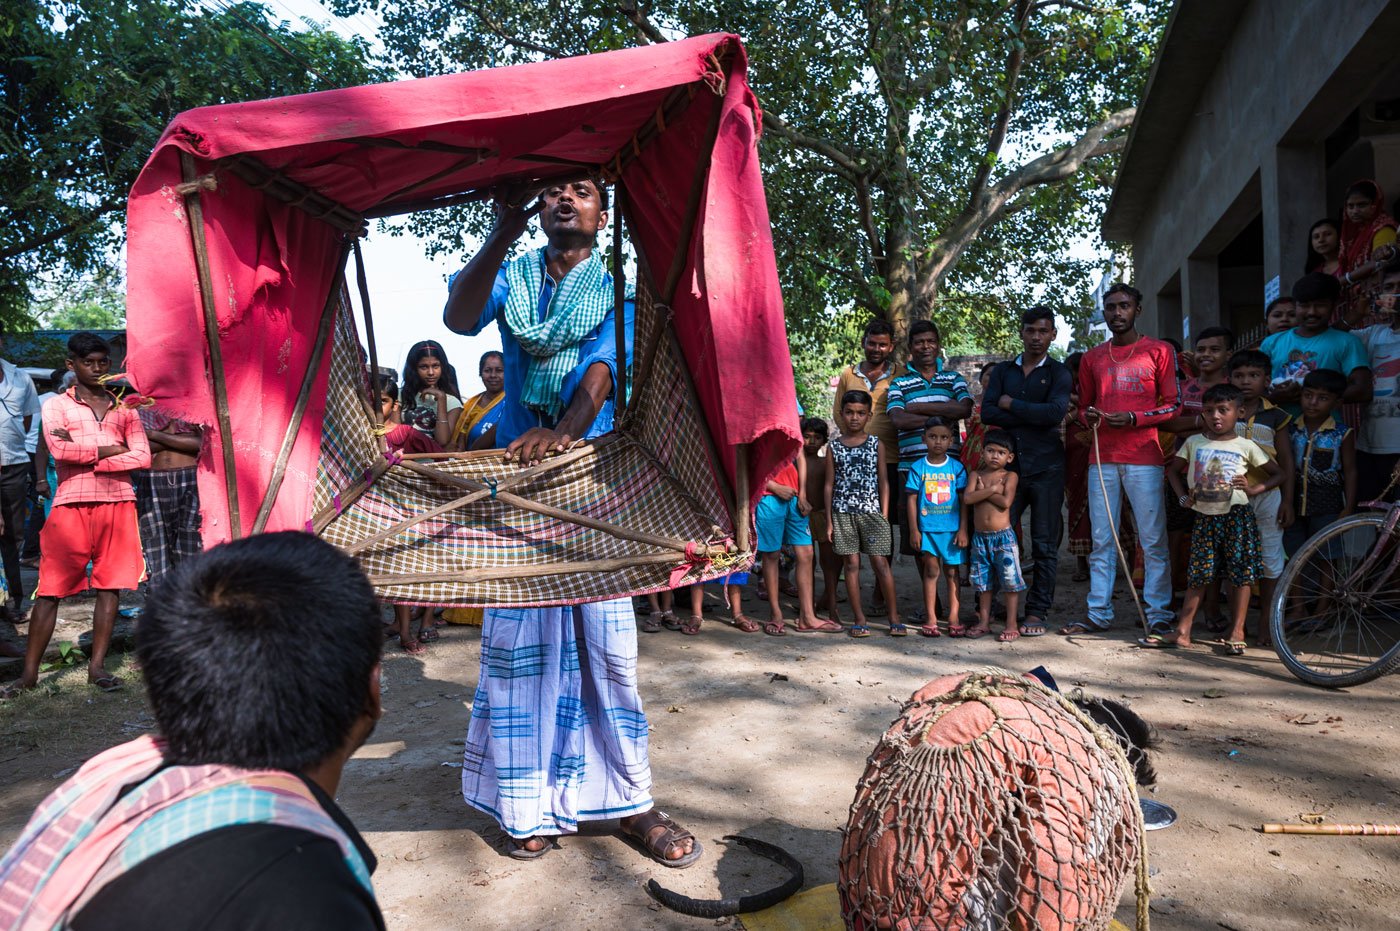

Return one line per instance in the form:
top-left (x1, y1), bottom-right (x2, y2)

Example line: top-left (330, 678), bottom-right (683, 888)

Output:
top-left (503, 248), bottom-right (627, 419)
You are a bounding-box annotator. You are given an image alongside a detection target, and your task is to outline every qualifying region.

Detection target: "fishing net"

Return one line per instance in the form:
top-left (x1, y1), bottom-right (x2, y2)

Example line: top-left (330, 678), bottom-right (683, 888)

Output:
top-left (838, 669), bottom-right (1150, 931)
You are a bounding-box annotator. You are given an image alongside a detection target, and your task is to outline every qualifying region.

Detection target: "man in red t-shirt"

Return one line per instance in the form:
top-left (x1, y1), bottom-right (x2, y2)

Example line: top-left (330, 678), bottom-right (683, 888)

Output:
top-left (1059, 284), bottom-right (1180, 636)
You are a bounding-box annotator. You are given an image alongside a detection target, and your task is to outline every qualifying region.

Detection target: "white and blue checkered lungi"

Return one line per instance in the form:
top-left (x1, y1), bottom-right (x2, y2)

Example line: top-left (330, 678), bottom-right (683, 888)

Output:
top-left (462, 598), bottom-right (654, 838)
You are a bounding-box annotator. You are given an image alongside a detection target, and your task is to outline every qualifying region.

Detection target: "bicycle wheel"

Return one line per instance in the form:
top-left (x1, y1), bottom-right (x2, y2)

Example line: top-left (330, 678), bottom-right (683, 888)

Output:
top-left (1271, 512), bottom-right (1400, 688)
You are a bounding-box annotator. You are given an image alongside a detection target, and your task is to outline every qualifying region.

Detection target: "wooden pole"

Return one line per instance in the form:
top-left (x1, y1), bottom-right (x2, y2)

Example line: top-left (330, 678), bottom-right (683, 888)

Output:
top-left (1261, 823), bottom-right (1400, 835)
top-left (367, 552), bottom-right (681, 587)
top-left (734, 443), bottom-right (751, 553)
top-left (614, 184), bottom-right (628, 414)
top-left (251, 242), bottom-right (351, 535)
top-left (180, 152), bottom-right (243, 539)
top-left (308, 457), bottom-right (391, 536)
top-left (352, 239), bottom-right (384, 435)
top-left (343, 442), bottom-right (600, 555)
top-left (394, 457), bottom-right (718, 556)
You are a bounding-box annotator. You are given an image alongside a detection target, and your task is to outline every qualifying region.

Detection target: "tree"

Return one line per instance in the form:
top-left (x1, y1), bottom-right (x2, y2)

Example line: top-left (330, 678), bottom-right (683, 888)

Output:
top-left (1, 0), bottom-right (388, 326)
top-left (336, 0), bottom-right (1165, 358)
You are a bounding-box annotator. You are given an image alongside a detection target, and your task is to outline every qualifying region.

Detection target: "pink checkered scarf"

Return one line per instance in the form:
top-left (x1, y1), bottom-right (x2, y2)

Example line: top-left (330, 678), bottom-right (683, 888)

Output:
top-left (0, 736), bottom-right (368, 930)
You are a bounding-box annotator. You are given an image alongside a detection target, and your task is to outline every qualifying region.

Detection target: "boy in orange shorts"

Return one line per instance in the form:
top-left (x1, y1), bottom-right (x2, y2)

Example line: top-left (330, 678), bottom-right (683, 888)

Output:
top-left (4, 333), bottom-right (150, 695)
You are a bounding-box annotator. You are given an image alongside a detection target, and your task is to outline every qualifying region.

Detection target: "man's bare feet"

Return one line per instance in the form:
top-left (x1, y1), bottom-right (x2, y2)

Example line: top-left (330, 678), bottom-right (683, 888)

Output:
top-left (1138, 632), bottom-right (1189, 649)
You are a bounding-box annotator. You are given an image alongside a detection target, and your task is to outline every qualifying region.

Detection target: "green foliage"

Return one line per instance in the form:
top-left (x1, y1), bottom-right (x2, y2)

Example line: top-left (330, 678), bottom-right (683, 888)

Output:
top-left (336, 0), bottom-right (1166, 363)
top-left (32, 272), bottom-right (127, 330)
top-left (1, 0), bottom-right (388, 328)
top-left (40, 641), bottom-right (85, 673)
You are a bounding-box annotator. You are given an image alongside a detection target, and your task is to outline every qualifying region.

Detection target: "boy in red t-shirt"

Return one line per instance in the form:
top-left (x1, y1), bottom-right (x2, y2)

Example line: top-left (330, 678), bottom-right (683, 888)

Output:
top-left (1059, 284), bottom-right (1180, 637)
top-left (6, 334), bottom-right (151, 695)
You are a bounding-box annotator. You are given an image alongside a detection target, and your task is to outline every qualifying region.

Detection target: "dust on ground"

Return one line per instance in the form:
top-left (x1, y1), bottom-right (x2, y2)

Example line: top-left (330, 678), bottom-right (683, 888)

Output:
top-left (2, 558), bottom-right (1398, 931)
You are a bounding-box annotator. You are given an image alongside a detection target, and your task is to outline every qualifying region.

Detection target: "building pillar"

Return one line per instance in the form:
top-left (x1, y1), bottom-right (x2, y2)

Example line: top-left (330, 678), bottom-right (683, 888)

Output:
top-left (1262, 144), bottom-right (1327, 296)
top-left (1182, 257), bottom-right (1218, 344)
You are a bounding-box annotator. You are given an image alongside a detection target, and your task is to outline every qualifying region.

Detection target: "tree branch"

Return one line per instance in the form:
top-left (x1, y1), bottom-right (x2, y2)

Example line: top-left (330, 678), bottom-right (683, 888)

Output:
top-left (0, 199), bottom-right (125, 262)
top-left (914, 106), bottom-right (1135, 296)
top-left (967, 0), bottom-right (1031, 206)
top-left (854, 174), bottom-right (885, 270)
top-left (763, 112), bottom-right (867, 176)
top-left (616, 1), bottom-right (668, 44)
top-left (463, 4), bottom-right (568, 59)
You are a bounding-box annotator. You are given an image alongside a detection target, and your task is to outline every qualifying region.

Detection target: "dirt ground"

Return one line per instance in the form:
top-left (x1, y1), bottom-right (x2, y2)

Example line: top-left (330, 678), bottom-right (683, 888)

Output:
top-left (3, 556), bottom-right (1400, 931)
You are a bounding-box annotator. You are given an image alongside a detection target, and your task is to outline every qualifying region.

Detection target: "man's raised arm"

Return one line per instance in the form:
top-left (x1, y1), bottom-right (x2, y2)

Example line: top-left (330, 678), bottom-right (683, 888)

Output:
top-left (443, 190), bottom-right (542, 334)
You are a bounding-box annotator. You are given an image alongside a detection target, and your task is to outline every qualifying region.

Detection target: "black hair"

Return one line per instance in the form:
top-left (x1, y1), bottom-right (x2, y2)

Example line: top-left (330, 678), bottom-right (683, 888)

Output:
top-left (478, 350), bottom-right (504, 374)
top-left (402, 340), bottom-right (462, 405)
top-left (376, 373), bottom-right (398, 403)
top-left (1103, 282), bottom-right (1142, 307)
top-left (1345, 179), bottom-right (1381, 204)
top-left (862, 318), bottom-right (895, 340)
top-left (1302, 367), bottom-right (1347, 397)
top-left (922, 415), bottom-right (953, 434)
top-left (979, 361), bottom-right (1000, 378)
top-left (1228, 349), bottom-right (1271, 374)
top-left (1201, 383), bottom-right (1244, 406)
top-left (48, 367), bottom-right (67, 385)
top-left (67, 332), bottom-right (110, 359)
top-left (137, 532), bottom-right (382, 771)
top-left (909, 319), bottom-right (941, 344)
top-left (1305, 218), bottom-right (1340, 273)
top-left (1070, 695), bottom-right (1159, 787)
top-left (841, 389), bottom-right (873, 409)
top-left (1021, 305), bottom-right (1055, 328)
top-left (982, 429), bottom-right (1015, 454)
top-left (801, 417), bottom-right (829, 438)
top-left (1065, 351), bottom-right (1084, 373)
top-left (1264, 297), bottom-right (1296, 315)
top-left (1195, 326), bottom-right (1234, 348)
top-left (1292, 271), bottom-right (1342, 304)
top-left (1162, 336), bottom-right (1183, 354)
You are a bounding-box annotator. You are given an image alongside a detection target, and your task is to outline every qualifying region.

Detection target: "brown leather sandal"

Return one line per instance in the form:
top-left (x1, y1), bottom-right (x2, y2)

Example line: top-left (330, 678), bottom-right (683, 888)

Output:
top-left (619, 810), bottom-right (704, 869)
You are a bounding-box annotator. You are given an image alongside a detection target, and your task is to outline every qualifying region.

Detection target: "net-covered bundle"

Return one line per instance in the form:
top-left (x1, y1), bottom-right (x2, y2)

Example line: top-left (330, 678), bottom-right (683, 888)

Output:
top-left (838, 669), bottom-right (1149, 931)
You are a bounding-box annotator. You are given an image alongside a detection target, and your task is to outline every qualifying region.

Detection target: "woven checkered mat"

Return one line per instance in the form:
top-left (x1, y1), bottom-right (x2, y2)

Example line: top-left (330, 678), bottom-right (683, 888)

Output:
top-left (314, 276), bottom-right (744, 606)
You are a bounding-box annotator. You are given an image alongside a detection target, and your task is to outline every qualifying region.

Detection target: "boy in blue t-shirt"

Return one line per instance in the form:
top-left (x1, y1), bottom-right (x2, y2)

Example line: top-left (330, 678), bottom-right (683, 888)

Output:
top-left (904, 417), bottom-right (967, 637)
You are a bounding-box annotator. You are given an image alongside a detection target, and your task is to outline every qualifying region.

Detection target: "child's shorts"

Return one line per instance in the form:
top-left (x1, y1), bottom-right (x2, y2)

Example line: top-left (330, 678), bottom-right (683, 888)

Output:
top-left (1188, 504), bottom-right (1262, 589)
top-left (831, 512), bottom-right (892, 557)
top-left (917, 529), bottom-right (964, 566)
top-left (1250, 488), bottom-right (1285, 579)
top-left (808, 507), bottom-right (828, 546)
top-left (970, 527), bottom-right (1025, 593)
top-left (756, 493), bottom-right (812, 553)
top-left (36, 501), bottom-right (146, 598)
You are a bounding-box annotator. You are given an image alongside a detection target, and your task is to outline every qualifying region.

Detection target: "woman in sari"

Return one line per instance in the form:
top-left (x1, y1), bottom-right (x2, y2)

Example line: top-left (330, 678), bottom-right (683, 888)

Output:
top-left (1305, 217), bottom-right (1341, 277)
top-left (451, 351), bottom-right (506, 451)
top-left (401, 340), bottom-right (464, 448)
top-left (1336, 180), bottom-right (1399, 329)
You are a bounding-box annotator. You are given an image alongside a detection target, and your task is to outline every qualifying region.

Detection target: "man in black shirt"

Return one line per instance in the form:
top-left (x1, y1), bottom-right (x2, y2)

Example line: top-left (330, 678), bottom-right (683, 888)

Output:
top-left (981, 307), bottom-right (1073, 636)
top-left (0, 533), bottom-right (386, 930)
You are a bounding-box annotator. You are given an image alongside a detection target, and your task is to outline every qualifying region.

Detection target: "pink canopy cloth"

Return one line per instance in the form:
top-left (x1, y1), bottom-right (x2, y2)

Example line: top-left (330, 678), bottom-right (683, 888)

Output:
top-left (124, 34), bottom-right (798, 550)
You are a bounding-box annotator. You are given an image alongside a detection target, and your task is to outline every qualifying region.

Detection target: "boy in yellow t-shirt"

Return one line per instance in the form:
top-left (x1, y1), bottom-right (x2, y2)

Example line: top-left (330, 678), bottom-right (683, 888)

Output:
top-left (1145, 384), bottom-right (1283, 655)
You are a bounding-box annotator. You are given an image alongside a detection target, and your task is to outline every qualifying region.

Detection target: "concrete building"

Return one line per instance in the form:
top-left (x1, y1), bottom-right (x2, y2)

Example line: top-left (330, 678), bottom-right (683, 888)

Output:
top-left (1103, 0), bottom-right (1400, 344)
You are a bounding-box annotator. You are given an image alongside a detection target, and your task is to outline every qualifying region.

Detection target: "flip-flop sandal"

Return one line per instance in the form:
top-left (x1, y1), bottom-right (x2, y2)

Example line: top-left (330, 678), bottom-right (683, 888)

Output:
top-left (763, 621), bottom-right (786, 637)
top-left (963, 627), bottom-right (990, 640)
top-left (1224, 641), bottom-right (1247, 656)
top-left (996, 629), bottom-right (1020, 643)
top-left (848, 625), bottom-right (871, 638)
top-left (732, 616), bottom-right (760, 633)
top-left (90, 675), bottom-right (125, 692)
top-left (948, 624), bottom-right (967, 638)
top-left (1136, 636), bottom-right (1181, 649)
top-left (918, 624), bottom-right (942, 638)
top-left (508, 837), bottom-right (555, 861)
top-left (1057, 622), bottom-right (1095, 636)
top-left (792, 621), bottom-right (843, 633)
top-left (1021, 623), bottom-right (1047, 637)
top-left (641, 612), bottom-right (663, 634)
top-left (680, 616), bottom-right (703, 636)
top-left (0, 684), bottom-right (25, 701)
top-left (620, 811), bottom-right (704, 870)
top-left (401, 637), bottom-right (426, 655)
top-left (661, 611), bottom-right (682, 631)
top-left (888, 623), bottom-right (909, 637)
top-left (417, 627), bottom-right (440, 642)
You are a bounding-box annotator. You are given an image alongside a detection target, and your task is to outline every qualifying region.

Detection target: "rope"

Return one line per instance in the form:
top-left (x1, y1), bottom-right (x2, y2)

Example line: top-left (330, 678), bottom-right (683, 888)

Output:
top-left (1090, 421), bottom-right (1153, 636)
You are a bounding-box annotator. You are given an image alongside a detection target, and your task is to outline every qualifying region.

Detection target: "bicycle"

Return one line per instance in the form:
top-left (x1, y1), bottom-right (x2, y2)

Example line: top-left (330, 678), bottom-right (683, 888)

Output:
top-left (1270, 469), bottom-right (1400, 688)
